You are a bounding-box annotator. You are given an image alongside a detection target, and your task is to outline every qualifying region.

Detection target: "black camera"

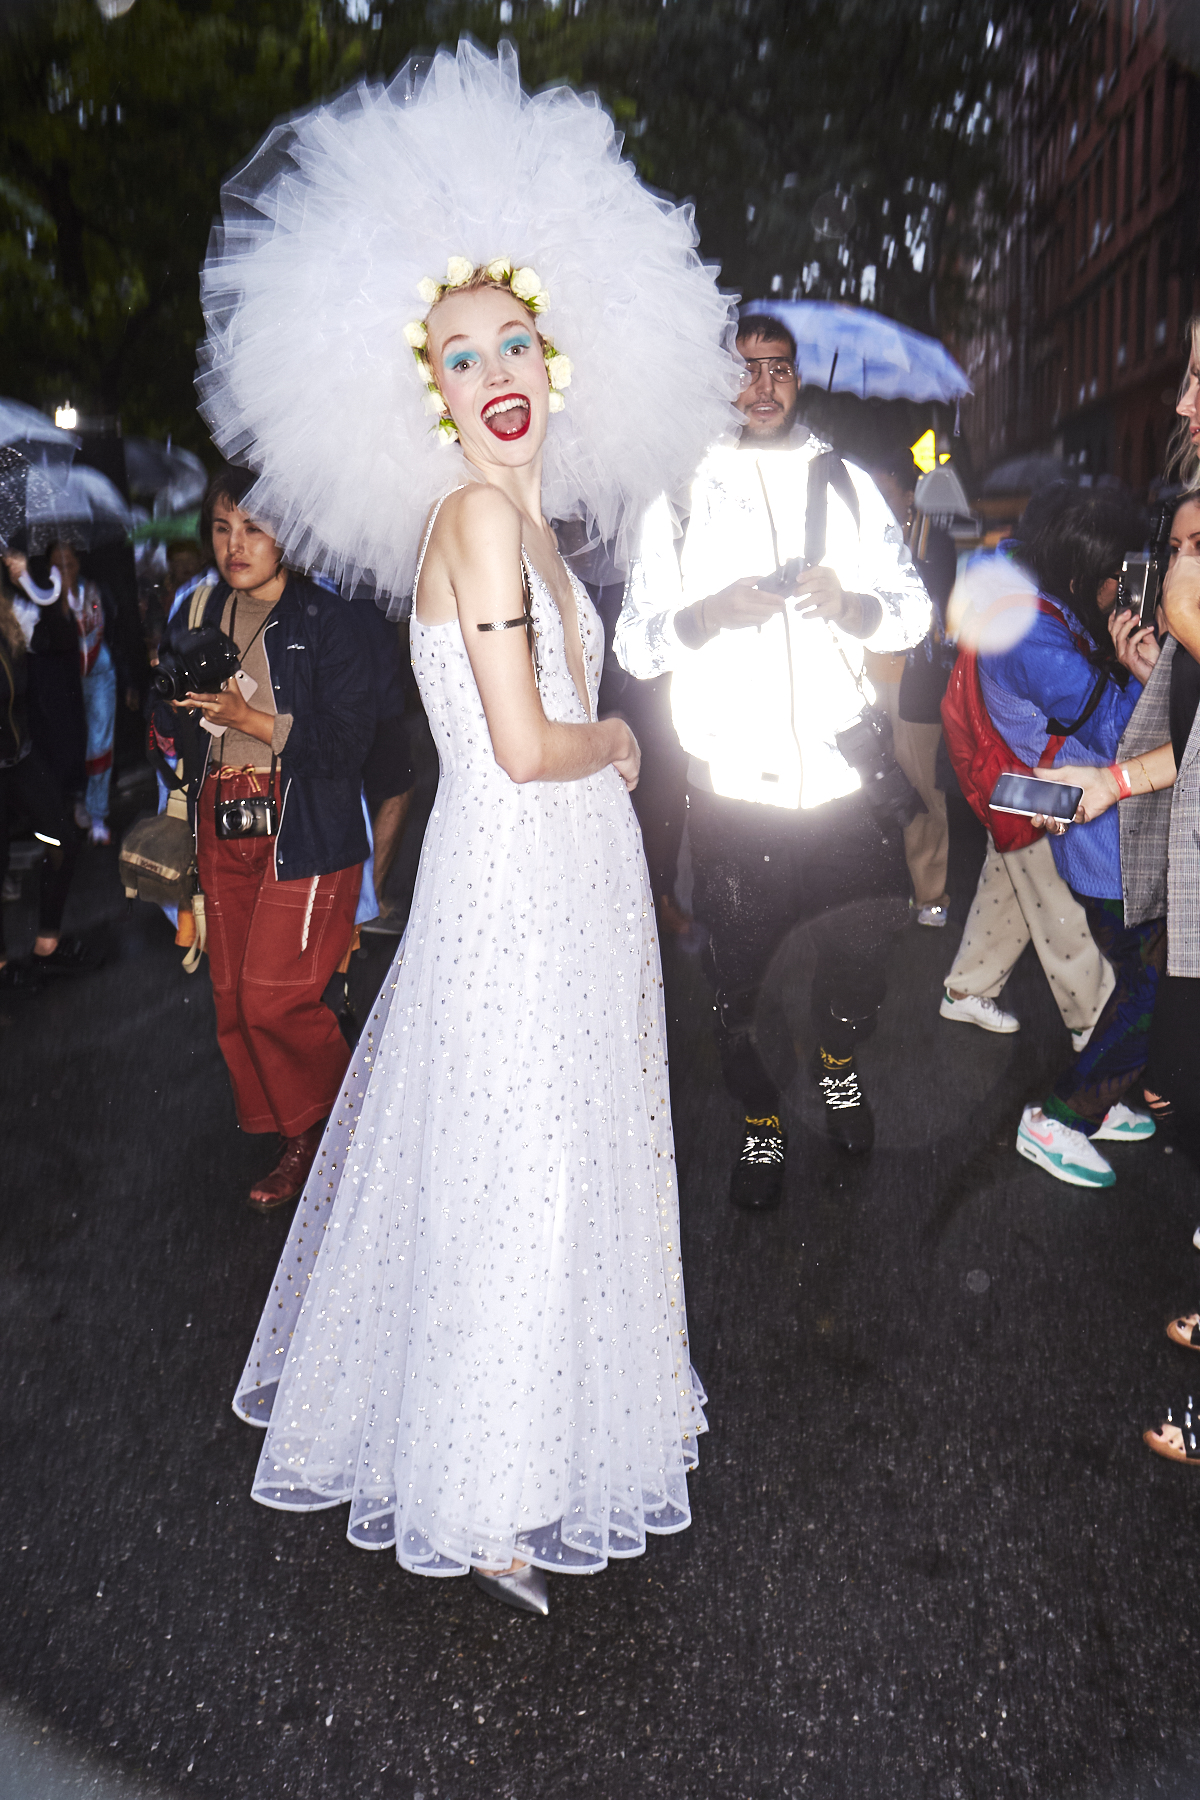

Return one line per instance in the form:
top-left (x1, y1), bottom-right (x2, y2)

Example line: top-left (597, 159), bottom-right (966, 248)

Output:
top-left (215, 793), bottom-right (279, 840)
top-left (152, 624), bottom-right (240, 702)
top-left (1115, 505), bottom-right (1171, 630)
top-left (836, 707), bottom-right (926, 840)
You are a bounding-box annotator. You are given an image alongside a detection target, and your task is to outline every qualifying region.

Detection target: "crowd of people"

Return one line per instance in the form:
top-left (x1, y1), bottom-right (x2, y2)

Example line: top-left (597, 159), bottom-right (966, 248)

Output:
top-left (4, 39), bottom-right (1200, 1608)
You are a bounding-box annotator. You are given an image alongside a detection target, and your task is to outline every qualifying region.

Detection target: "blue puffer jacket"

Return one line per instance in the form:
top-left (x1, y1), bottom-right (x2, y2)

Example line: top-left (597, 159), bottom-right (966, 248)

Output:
top-left (163, 572), bottom-right (374, 881)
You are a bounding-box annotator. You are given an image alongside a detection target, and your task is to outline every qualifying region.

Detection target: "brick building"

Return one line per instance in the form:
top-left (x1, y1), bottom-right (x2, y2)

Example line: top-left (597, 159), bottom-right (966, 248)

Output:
top-left (961, 0), bottom-right (1200, 498)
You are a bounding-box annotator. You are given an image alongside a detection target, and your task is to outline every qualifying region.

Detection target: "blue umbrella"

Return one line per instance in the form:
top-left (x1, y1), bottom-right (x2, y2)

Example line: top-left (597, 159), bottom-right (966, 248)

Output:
top-left (744, 300), bottom-right (972, 404)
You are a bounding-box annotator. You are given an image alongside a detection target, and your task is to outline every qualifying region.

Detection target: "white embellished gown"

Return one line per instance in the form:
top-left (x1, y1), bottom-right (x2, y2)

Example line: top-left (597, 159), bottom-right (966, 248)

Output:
top-left (234, 522), bottom-right (707, 1577)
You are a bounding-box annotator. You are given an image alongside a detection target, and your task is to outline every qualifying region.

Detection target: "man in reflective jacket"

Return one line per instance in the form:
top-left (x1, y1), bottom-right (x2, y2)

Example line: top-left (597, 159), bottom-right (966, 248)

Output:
top-left (616, 313), bottom-right (930, 1209)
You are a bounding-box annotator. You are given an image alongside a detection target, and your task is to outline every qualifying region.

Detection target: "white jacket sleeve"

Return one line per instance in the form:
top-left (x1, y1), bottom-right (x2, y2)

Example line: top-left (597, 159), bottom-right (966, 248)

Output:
top-left (613, 494), bottom-right (689, 679)
top-left (844, 466), bottom-right (932, 654)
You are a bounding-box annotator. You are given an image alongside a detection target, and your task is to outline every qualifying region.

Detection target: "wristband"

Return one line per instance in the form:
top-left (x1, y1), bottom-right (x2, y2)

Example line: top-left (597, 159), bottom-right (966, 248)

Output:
top-left (1107, 762), bottom-right (1132, 800)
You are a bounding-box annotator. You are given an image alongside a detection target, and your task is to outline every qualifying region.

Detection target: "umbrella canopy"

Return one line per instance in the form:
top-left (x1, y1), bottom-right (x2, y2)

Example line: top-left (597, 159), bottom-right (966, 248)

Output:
top-left (982, 454), bottom-right (1074, 496)
top-left (914, 465), bottom-right (974, 520)
top-left (743, 300), bottom-right (972, 404)
top-left (22, 461), bottom-right (133, 551)
top-left (129, 510), bottom-right (200, 544)
top-left (0, 397), bottom-right (80, 457)
top-left (124, 436), bottom-right (207, 511)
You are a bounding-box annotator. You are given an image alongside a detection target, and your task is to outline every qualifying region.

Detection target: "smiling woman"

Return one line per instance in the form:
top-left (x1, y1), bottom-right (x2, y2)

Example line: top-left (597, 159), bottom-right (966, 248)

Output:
top-left (435, 294), bottom-right (547, 449)
top-left (216, 39), bottom-right (735, 1620)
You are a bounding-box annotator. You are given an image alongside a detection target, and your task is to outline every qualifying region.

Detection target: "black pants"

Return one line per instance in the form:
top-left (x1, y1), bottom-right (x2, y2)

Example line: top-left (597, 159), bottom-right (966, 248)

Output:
top-left (0, 748), bottom-right (78, 957)
top-left (1144, 971), bottom-right (1200, 1167)
top-left (688, 784), bottom-right (906, 1112)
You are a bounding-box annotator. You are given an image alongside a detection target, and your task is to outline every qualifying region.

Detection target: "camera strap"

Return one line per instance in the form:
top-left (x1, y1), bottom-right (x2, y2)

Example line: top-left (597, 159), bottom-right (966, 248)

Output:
top-left (225, 593), bottom-right (278, 667)
top-left (212, 745), bottom-right (278, 830)
top-left (803, 451), bottom-right (861, 569)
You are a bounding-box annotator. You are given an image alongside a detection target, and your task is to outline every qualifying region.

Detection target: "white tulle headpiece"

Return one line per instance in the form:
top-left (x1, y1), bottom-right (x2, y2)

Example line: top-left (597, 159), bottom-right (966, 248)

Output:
top-left (196, 38), bottom-right (741, 612)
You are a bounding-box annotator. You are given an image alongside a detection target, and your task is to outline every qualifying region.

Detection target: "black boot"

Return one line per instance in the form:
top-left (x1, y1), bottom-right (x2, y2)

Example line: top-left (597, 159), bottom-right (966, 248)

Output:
top-left (814, 1048), bottom-right (874, 1153)
top-left (730, 1114), bottom-right (787, 1210)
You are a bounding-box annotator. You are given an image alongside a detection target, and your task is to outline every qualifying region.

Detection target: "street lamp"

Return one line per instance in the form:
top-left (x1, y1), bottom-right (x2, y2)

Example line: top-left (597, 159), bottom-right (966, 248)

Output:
top-left (55, 404), bottom-right (78, 431)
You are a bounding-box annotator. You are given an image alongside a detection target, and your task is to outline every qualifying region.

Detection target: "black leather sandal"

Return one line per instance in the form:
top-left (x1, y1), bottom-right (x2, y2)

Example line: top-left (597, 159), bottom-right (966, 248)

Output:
top-left (1167, 1314), bottom-right (1200, 1352)
top-left (1145, 1397), bottom-right (1200, 1463)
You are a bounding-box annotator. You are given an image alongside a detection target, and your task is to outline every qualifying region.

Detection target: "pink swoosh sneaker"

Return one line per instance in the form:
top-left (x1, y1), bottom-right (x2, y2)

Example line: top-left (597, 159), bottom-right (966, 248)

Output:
top-left (1016, 1104), bottom-right (1116, 1188)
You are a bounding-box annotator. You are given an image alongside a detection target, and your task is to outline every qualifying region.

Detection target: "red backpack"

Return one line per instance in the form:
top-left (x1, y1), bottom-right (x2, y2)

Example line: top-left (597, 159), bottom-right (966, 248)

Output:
top-left (940, 598), bottom-right (1108, 854)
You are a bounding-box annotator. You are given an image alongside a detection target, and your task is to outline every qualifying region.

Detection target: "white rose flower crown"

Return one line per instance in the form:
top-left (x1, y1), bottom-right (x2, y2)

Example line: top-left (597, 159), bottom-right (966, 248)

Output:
top-left (196, 38), bottom-right (741, 614)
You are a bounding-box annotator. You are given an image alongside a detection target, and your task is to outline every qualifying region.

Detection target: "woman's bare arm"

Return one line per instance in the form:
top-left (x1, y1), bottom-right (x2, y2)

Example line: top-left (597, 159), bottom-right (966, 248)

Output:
top-left (433, 486), bottom-right (639, 788)
top-left (1052, 743), bottom-right (1177, 822)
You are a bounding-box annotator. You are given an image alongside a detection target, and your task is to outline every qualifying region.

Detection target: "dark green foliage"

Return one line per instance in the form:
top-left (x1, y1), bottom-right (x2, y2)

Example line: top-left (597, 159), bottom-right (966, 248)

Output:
top-left (1, 0), bottom-right (1050, 453)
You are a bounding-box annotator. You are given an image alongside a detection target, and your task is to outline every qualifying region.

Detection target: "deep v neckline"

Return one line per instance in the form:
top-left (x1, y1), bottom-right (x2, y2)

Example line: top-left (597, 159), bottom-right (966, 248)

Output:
top-left (524, 553), bottom-right (592, 723)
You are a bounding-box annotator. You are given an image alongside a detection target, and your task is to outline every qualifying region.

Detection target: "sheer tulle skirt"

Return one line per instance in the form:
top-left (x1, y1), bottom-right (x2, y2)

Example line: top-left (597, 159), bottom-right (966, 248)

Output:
top-left (234, 742), bottom-right (706, 1576)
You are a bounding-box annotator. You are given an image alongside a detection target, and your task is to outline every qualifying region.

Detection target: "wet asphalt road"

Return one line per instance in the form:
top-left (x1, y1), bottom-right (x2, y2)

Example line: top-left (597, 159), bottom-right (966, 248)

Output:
top-left (3, 771), bottom-right (1200, 1800)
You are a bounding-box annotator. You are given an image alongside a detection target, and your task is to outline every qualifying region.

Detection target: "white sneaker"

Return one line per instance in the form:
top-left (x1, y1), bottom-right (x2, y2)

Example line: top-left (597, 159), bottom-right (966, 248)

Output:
top-left (74, 801), bottom-right (91, 831)
top-left (1070, 1023), bottom-right (1095, 1054)
top-left (1093, 1102), bottom-right (1155, 1143)
top-left (939, 989), bottom-right (1020, 1033)
top-left (89, 819), bottom-right (111, 846)
top-left (916, 903), bottom-right (949, 928)
top-left (1016, 1105), bottom-right (1116, 1188)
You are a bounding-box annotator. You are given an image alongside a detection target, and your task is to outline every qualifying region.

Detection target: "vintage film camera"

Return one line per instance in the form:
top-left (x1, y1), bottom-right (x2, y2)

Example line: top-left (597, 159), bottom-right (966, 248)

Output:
top-left (1116, 505), bottom-right (1172, 630)
top-left (214, 788), bottom-right (279, 840)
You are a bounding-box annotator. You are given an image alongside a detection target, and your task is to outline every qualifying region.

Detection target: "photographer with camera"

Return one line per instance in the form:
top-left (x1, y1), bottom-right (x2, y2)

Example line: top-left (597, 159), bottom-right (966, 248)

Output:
top-left (616, 312), bottom-right (931, 1210)
top-left (1054, 489), bottom-right (1200, 1163)
top-left (157, 465), bottom-right (374, 1211)
top-left (964, 490), bottom-right (1164, 1189)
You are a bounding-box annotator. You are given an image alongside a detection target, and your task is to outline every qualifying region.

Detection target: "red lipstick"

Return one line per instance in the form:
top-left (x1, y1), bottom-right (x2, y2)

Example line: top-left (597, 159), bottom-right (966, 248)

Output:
top-left (481, 394), bottom-right (531, 441)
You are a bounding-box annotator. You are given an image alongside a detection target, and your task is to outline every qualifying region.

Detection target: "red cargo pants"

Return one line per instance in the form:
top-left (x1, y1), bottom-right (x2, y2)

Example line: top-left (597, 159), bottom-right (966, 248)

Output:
top-left (197, 769), bottom-right (362, 1137)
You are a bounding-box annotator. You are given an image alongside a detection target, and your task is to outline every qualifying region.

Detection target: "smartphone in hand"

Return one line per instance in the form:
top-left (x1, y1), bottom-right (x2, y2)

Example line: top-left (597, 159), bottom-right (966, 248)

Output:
top-left (990, 772), bottom-right (1082, 821)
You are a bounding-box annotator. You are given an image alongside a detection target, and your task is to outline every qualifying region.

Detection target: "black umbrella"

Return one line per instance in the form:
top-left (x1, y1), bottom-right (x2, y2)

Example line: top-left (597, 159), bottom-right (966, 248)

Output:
top-left (982, 454), bottom-right (1076, 496)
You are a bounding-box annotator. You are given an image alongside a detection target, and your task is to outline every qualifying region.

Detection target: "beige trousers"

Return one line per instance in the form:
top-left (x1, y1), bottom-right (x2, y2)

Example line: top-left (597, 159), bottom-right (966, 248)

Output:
top-left (944, 834), bottom-right (1115, 1032)
top-left (870, 673), bottom-right (949, 907)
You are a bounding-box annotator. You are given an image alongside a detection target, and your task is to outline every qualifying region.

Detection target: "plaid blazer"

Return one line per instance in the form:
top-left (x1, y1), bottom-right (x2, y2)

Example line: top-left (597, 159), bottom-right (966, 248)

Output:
top-left (1119, 636), bottom-right (1200, 975)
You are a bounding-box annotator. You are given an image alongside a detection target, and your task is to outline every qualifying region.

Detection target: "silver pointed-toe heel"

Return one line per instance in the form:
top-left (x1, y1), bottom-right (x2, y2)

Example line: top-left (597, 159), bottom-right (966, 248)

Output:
top-left (470, 1563), bottom-right (549, 1616)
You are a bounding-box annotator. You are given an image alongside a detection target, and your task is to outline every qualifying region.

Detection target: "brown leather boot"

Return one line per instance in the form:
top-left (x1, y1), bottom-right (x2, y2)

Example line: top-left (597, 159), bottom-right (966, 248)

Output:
top-left (246, 1121), bottom-right (326, 1213)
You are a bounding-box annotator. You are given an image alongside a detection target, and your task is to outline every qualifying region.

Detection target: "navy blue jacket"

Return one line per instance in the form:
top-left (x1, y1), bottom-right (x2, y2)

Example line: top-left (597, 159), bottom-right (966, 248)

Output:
top-left (163, 572), bottom-right (374, 881)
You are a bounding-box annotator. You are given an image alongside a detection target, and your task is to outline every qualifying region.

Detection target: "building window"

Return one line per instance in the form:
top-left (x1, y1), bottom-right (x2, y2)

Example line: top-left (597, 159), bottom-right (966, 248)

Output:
top-left (1108, 133), bottom-right (1119, 235)
top-left (1104, 283), bottom-right (1114, 386)
top-left (1123, 112), bottom-right (1135, 218)
top-left (1092, 158), bottom-right (1103, 253)
top-left (1131, 0), bottom-right (1140, 46)
top-left (1112, 2), bottom-right (1121, 69)
top-left (1091, 296), bottom-right (1101, 395)
top-left (1141, 84), bottom-right (1154, 201)
top-left (1118, 267), bottom-right (1131, 369)
top-left (1069, 191), bottom-right (1078, 272)
top-left (1163, 70), bottom-right (1175, 175)
top-left (1135, 255), bottom-right (1148, 360)
top-left (1156, 237), bottom-right (1171, 347)
top-left (1067, 312), bottom-right (1075, 402)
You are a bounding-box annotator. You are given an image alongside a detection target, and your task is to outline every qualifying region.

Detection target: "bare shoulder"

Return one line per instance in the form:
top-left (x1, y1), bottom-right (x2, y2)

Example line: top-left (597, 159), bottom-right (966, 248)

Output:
top-left (437, 482), bottom-right (522, 560)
